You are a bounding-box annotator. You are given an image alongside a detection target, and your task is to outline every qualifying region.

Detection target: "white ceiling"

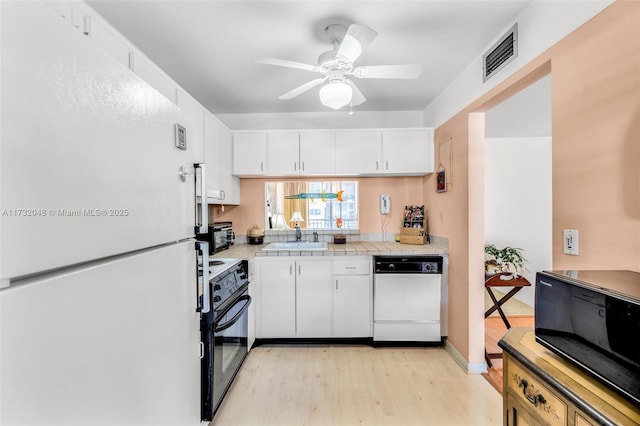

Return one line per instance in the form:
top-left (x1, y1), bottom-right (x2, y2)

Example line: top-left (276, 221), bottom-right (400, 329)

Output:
top-left (88, 0), bottom-right (531, 115)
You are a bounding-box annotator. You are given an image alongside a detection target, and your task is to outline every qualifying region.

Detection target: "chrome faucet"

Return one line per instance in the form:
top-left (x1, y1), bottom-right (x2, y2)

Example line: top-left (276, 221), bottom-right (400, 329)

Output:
top-left (295, 224), bottom-right (302, 242)
top-left (313, 232), bottom-right (319, 242)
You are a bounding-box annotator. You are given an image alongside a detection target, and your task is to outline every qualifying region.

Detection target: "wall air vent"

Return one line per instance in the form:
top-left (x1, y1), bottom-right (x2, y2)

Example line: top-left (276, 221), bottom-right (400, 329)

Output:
top-left (483, 24), bottom-right (518, 82)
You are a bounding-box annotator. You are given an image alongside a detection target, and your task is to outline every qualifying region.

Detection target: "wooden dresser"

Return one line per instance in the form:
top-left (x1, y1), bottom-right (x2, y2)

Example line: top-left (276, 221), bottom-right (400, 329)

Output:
top-left (498, 328), bottom-right (640, 426)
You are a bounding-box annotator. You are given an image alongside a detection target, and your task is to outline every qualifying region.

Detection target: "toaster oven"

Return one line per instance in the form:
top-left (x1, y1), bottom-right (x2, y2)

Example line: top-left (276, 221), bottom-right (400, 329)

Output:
top-left (196, 222), bottom-right (233, 255)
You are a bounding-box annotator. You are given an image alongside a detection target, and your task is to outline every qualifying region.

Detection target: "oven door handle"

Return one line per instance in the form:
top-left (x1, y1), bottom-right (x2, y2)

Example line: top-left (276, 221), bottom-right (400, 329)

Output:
top-left (214, 295), bottom-right (252, 333)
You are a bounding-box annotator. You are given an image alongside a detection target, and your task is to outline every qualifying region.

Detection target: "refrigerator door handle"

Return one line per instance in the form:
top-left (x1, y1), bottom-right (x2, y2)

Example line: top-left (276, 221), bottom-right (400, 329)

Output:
top-left (194, 163), bottom-right (208, 235)
top-left (196, 241), bottom-right (210, 314)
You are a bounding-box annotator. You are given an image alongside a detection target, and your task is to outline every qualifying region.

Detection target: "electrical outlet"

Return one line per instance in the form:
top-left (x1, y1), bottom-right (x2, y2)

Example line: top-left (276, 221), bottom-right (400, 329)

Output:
top-left (563, 229), bottom-right (579, 255)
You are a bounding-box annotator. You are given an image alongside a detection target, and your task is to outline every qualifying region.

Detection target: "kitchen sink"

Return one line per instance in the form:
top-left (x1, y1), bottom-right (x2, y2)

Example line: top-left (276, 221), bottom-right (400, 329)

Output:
top-left (262, 241), bottom-right (328, 251)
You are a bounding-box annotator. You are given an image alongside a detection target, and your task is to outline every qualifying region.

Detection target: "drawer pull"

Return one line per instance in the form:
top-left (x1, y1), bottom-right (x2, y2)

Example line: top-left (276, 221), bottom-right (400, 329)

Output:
top-left (519, 379), bottom-right (547, 406)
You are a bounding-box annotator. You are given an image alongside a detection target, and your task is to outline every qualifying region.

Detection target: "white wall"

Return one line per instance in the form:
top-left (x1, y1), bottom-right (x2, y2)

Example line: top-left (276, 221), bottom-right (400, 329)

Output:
top-left (484, 137), bottom-right (552, 306)
top-left (217, 110), bottom-right (424, 131)
top-left (423, 1), bottom-right (612, 128)
top-left (485, 75), bottom-right (551, 138)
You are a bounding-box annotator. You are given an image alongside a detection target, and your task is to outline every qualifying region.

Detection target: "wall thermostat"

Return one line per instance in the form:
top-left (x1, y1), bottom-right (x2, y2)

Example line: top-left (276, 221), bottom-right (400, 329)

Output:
top-left (175, 124), bottom-right (187, 150)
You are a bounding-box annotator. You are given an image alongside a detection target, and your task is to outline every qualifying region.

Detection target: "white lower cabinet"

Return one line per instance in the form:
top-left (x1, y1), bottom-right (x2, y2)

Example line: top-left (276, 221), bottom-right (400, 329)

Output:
top-left (259, 260), bottom-right (297, 338)
top-left (257, 257), bottom-right (372, 339)
top-left (296, 261), bottom-right (332, 337)
top-left (332, 258), bottom-right (372, 337)
top-left (247, 258), bottom-right (257, 350)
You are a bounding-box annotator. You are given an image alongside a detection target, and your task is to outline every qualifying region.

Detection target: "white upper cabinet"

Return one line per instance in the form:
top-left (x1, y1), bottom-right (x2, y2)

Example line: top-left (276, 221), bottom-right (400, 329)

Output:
top-left (382, 129), bottom-right (434, 175)
top-left (232, 128), bottom-right (433, 177)
top-left (86, 14), bottom-right (130, 68)
top-left (233, 132), bottom-right (267, 176)
top-left (299, 131), bottom-right (333, 175)
top-left (334, 130), bottom-right (382, 175)
top-left (204, 113), bottom-right (240, 205)
top-left (218, 125), bottom-right (240, 205)
top-left (267, 132), bottom-right (300, 176)
top-left (176, 89), bottom-right (205, 164)
top-left (204, 112), bottom-right (221, 193)
top-left (45, 2), bottom-right (129, 68)
top-left (128, 52), bottom-right (177, 104)
top-left (265, 131), bottom-right (333, 176)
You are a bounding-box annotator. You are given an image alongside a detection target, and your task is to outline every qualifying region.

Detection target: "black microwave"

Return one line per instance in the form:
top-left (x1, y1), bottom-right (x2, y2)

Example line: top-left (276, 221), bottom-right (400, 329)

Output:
top-left (535, 270), bottom-right (640, 406)
top-left (196, 222), bottom-right (233, 255)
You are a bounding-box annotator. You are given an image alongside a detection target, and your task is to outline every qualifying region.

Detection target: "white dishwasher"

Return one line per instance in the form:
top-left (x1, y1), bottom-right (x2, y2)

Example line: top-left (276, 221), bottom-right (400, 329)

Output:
top-left (373, 255), bottom-right (442, 342)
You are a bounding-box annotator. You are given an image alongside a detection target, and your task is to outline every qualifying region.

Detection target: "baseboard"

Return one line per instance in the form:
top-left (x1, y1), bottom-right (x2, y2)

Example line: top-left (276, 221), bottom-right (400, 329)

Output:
top-left (444, 339), bottom-right (488, 374)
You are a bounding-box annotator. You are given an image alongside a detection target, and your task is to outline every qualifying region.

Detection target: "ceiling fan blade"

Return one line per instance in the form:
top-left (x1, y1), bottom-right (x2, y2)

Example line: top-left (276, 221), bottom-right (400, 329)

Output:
top-left (345, 80), bottom-right (366, 106)
top-left (353, 64), bottom-right (423, 79)
top-left (255, 57), bottom-right (319, 72)
top-left (336, 24), bottom-right (378, 63)
top-left (278, 77), bottom-right (327, 100)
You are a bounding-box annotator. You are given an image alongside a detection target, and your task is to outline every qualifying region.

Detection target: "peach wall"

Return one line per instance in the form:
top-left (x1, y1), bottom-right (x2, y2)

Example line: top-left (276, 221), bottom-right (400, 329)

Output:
top-left (550, 1), bottom-right (640, 271)
top-left (423, 112), bottom-right (471, 359)
top-left (425, 0), bottom-right (640, 365)
top-left (213, 177), bottom-right (425, 236)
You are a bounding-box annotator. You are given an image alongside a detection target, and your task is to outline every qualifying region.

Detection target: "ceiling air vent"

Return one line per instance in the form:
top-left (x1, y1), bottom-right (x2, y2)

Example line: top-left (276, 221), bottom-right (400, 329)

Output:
top-left (483, 24), bottom-right (518, 82)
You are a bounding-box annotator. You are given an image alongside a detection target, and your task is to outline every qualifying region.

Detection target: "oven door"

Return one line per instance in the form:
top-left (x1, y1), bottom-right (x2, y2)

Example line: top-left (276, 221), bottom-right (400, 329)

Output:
top-left (210, 288), bottom-right (251, 418)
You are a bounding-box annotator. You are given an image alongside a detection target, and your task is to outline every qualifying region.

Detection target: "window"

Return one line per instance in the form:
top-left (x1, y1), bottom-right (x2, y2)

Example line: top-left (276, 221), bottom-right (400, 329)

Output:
top-left (265, 181), bottom-right (358, 230)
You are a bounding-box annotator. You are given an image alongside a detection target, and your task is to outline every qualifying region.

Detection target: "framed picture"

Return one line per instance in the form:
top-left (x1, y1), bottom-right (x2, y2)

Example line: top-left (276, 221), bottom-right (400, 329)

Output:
top-left (437, 168), bottom-right (446, 193)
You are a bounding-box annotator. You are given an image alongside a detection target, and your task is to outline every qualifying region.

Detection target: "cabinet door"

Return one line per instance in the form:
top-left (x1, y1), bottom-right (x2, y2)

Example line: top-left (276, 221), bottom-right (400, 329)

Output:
top-left (129, 51), bottom-right (176, 103)
top-left (204, 112), bottom-right (221, 197)
top-left (218, 125), bottom-right (240, 204)
top-left (296, 261), bottom-right (332, 337)
top-left (299, 131), bottom-right (333, 175)
top-left (247, 259), bottom-right (257, 350)
top-left (87, 15), bottom-right (130, 68)
top-left (506, 393), bottom-right (538, 426)
top-left (233, 132), bottom-right (267, 176)
top-left (177, 89), bottom-right (205, 164)
top-left (333, 275), bottom-right (371, 337)
top-left (382, 129), bottom-right (433, 175)
top-left (267, 132), bottom-right (299, 176)
top-left (259, 261), bottom-right (296, 338)
top-left (334, 130), bottom-right (382, 175)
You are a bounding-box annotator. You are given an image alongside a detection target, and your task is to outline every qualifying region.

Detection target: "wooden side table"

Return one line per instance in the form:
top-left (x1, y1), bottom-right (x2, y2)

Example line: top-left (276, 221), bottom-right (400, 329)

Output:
top-left (485, 273), bottom-right (531, 367)
top-left (499, 328), bottom-right (640, 426)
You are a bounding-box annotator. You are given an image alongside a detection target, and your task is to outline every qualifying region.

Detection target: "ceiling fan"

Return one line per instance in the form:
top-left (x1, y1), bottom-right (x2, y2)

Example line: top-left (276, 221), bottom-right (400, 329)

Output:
top-left (255, 22), bottom-right (423, 110)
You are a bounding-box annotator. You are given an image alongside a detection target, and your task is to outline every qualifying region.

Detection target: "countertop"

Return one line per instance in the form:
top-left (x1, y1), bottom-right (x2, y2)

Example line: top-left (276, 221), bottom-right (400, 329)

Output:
top-left (212, 241), bottom-right (448, 260)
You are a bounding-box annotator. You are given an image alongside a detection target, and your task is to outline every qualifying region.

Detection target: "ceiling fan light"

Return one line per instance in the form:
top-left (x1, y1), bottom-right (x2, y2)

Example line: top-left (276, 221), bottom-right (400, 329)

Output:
top-left (319, 81), bottom-right (353, 110)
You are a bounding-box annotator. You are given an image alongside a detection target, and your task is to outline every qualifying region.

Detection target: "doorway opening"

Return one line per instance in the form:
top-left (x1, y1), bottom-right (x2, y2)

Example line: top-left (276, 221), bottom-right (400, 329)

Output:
top-left (481, 74), bottom-right (552, 391)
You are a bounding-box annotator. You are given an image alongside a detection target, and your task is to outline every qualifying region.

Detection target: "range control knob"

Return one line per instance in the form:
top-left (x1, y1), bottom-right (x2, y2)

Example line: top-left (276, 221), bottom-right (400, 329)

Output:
top-left (213, 284), bottom-right (221, 291)
top-left (213, 295), bottom-right (221, 303)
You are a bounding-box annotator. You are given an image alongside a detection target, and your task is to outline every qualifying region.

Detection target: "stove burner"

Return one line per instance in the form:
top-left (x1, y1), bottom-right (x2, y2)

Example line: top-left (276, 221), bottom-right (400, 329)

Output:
top-left (209, 260), bottom-right (225, 266)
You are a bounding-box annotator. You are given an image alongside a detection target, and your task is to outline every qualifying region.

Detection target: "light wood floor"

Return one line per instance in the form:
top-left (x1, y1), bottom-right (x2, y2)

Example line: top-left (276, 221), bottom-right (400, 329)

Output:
top-left (483, 316), bottom-right (534, 393)
top-left (483, 284), bottom-right (535, 393)
top-left (211, 345), bottom-right (502, 426)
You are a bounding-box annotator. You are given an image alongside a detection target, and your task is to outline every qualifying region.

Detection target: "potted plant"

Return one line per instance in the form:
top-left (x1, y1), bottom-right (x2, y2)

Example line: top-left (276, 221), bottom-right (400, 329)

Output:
top-left (484, 244), bottom-right (526, 277)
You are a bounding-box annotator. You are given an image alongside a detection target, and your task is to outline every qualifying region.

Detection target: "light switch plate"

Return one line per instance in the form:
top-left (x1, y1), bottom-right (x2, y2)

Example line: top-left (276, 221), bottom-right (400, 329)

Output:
top-left (563, 229), bottom-right (579, 255)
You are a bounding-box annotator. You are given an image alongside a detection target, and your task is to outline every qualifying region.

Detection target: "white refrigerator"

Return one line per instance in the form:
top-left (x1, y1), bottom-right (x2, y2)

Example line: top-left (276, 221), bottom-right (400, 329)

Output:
top-left (1, 2), bottom-right (204, 425)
